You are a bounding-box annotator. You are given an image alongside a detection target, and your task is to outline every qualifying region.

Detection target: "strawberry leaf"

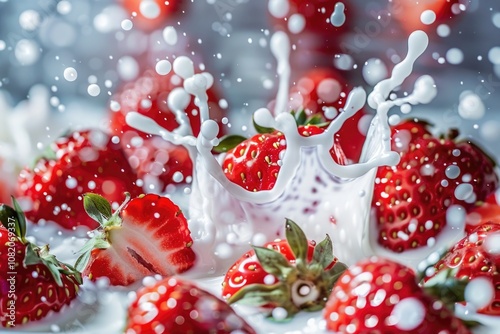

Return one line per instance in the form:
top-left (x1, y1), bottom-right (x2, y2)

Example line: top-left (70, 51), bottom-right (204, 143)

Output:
top-left (0, 204), bottom-right (20, 236)
top-left (75, 238), bottom-right (110, 272)
top-left (253, 246), bottom-right (293, 280)
top-left (312, 234), bottom-right (334, 268)
top-left (285, 219), bottom-right (308, 266)
top-left (253, 115), bottom-right (274, 134)
top-left (83, 193), bottom-right (112, 226)
top-left (12, 197), bottom-right (27, 242)
top-left (294, 110), bottom-right (307, 126)
top-left (213, 135), bottom-right (247, 153)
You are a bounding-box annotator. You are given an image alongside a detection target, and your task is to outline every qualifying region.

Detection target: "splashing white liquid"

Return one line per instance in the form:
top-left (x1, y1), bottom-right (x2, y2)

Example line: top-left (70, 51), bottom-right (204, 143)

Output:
top-left (330, 2), bottom-right (346, 27)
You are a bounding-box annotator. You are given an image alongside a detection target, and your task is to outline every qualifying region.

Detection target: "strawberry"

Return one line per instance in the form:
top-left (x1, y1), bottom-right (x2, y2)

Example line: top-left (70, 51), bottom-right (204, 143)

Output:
top-left (224, 219), bottom-right (347, 319)
top-left (0, 199), bottom-right (81, 327)
top-left (324, 256), bottom-right (470, 333)
top-left (16, 129), bottom-right (142, 230)
top-left (121, 0), bottom-right (182, 31)
top-left (391, 0), bottom-right (462, 35)
top-left (373, 120), bottom-right (498, 252)
top-left (109, 69), bottom-right (224, 193)
top-left (76, 193), bottom-right (196, 286)
top-left (425, 222), bottom-right (500, 315)
top-left (221, 112), bottom-right (347, 192)
top-left (284, 67), bottom-right (367, 161)
top-left (126, 276), bottom-right (256, 334)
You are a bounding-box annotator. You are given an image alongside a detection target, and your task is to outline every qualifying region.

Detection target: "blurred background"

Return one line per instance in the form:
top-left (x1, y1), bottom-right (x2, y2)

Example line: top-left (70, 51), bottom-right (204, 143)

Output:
top-left (0, 0), bottom-right (499, 157)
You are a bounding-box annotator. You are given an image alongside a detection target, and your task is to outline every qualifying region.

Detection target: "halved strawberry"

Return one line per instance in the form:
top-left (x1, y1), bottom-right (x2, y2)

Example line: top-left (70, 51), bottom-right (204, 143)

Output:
top-left (76, 193), bottom-right (196, 286)
top-left (221, 112), bottom-right (347, 192)
top-left (16, 129), bottom-right (142, 230)
top-left (224, 219), bottom-right (347, 319)
top-left (373, 120), bottom-right (498, 252)
top-left (126, 276), bottom-right (256, 334)
top-left (325, 257), bottom-right (470, 333)
top-left (425, 222), bottom-right (500, 315)
top-left (109, 69), bottom-right (224, 193)
top-left (0, 199), bottom-right (81, 327)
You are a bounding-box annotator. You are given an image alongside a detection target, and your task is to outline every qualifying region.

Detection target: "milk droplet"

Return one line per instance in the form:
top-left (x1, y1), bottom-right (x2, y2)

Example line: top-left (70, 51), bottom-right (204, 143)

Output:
top-left (201, 120), bottom-right (219, 140)
top-left (436, 24), bottom-right (450, 37)
top-left (420, 10), bottom-right (436, 25)
top-left (483, 232), bottom-right (500, 255)
top-left (155, 60), bottom-right (172, 75)
top-left (288, 14), bottom-right (305, 34)
top-left (57, 1), bottom-right (72, 15)
top-left (19, 10), bottom-right (41, 31)
top-left (173, 56), bottom-right (195, 79)
top-left (117, 56), bottom-right (139, 81)
top-left (488, 46), bottom-right (500, 65)
top-left (334, 54), bottom-right (355, 70)
top-left (121, 19), bottom-right (133, 31)
top-left (464, 277), bottom-right (495, 310)
top-left (391, 297), bottom-right (425, 330)
top-left (168, 87), bottom-right (191, 111)
top-left (0, 40), bottom-right (5, 51)
top-left (330, 2), bottom-right (346, 27)
top-left (445, 165), bottom-right (460, 179)
top-left (140, 0), bottom-right (160, 19)
top-left (172, 171), bottom-right (184, 183)
top-left (87, 84), bottom-right (101, 97)
top-left (163, 26), bottom-right (178, 45)
top-left (493, 12), bottom-right (500, 28)
top-left (446, 48), bottom-right (464, 65)
top-left (481, 120), bottom-right (500, 141)
top-left (15, 39), bottom-right (40, 66)
top-left (272, 307), bottom-right (288, 321)
top-left (268, 0), bottom-right (289, 19)
top-left (362, 58), bottom-right (388, 86)
top-left (446, 205), bottom-right (466, 229)
top-left (63, 67), bottom-right (78, 82)
top-left (458, 92), bottom-right (485, 120)
top-left (454, 183), bottom-right (473, 201)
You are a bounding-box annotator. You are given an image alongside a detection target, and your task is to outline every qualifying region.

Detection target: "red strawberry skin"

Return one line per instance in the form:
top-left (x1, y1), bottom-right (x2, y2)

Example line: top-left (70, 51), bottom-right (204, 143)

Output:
top-left (222, 239), bottom-right (336, 303)
top-left (109, 69), bottom-right (224, 192)
top-left (430, 222), bottom-right (500, 315)
top-left (373, 120), bottom-right (498, 252)
top-left (126, 277), bottom-right (256, 334)
top-left (83, 194), bottom-right (195, 286)
top-left (16, 130), bottom-right (143, 230)
top-left (222, 125), bottom-right (346, 192)
top-left (324, 257), bottom-right (470, 334)
top-left (287, 68), bottom-right (367, 162)
top-left (0, 226), bottom-right (79, 327)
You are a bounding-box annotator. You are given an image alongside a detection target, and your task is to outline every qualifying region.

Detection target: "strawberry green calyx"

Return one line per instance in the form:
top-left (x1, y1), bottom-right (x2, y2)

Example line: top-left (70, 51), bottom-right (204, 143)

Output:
top-left (0, 198), bottom-right (82, 286)
top-left (75, 192), bottom-right (131, 272)
top-left (228, 219), bottom-right (347, 320)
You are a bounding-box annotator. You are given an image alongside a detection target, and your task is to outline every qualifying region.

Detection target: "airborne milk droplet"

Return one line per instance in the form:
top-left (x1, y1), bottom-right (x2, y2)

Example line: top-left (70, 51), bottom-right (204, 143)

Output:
top-left (63, 67), bottom-right (78, 82)
top-left (330, 2), bottom-right (346, 27)
top-left (163, 26), bottom-right (178, 45)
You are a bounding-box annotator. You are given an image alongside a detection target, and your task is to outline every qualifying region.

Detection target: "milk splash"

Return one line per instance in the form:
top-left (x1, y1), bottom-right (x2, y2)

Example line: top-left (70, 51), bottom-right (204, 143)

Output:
top-left (126, 30), bottom-right (439, 274)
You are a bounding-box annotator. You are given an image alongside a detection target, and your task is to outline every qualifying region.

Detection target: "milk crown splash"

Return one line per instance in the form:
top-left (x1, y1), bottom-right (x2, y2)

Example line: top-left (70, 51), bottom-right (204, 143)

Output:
top-left (126, 30), bottom-right (438, 274)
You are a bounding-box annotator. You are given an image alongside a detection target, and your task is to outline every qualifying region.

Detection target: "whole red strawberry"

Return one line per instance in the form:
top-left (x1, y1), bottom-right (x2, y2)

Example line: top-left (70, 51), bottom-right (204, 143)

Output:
top-left (283, 67), bottom-right (367, 161)
top-left (425, 222), bottom-right (500, 315)
top-left (126, 276), bottom-right (256, 334)
top-left (324, 257), bottom-right (470, 333)
top-left (109, 69), bottom-right (224, 193)
top-left (0, 200), bottom-right (81, 327)
top-left (373, 120), bottom-right (498, 252)
top-left (76, 193), bottom-right (196, 286)
top-left (224, 219), bottom-right (347, 319)
top-left (16, 129), bottom-right (142, 230)
top-left (222, 115), bottom-right (347, 192)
